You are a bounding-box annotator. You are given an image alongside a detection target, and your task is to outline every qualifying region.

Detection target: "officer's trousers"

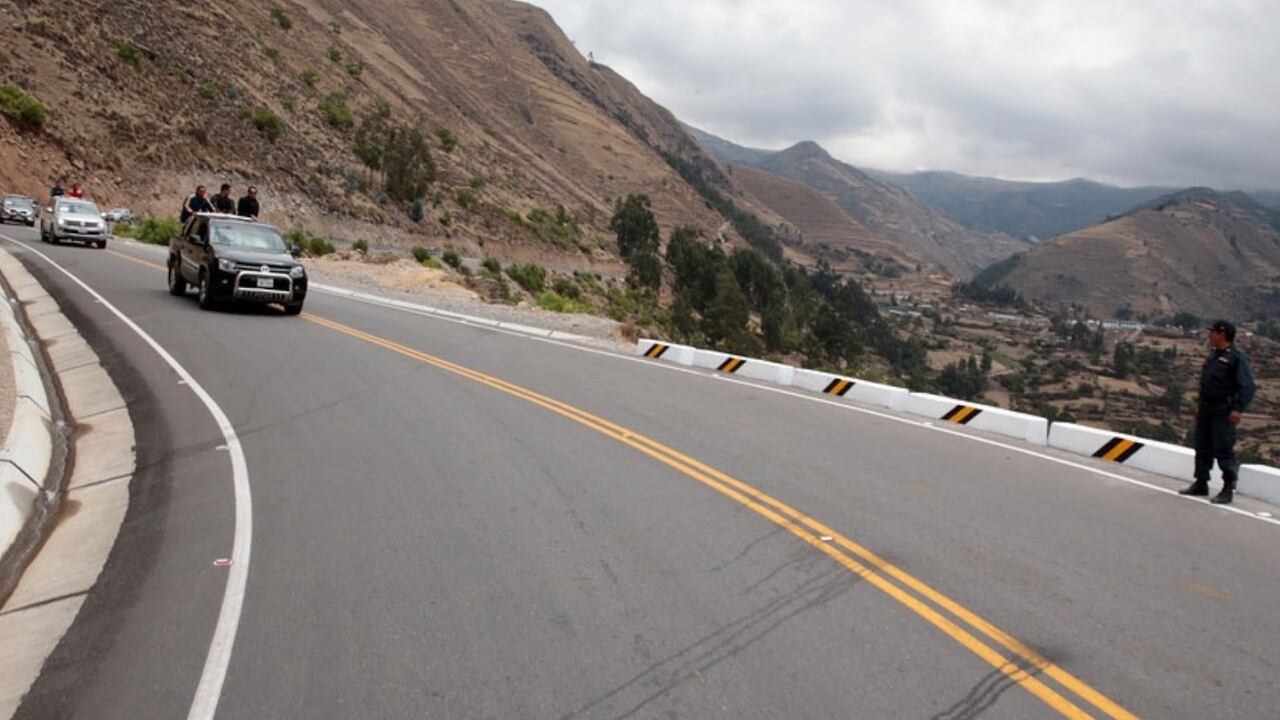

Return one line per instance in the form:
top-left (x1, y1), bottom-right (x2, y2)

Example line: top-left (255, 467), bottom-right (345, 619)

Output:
top-left (1194, 408), bottom-right (1238, 483)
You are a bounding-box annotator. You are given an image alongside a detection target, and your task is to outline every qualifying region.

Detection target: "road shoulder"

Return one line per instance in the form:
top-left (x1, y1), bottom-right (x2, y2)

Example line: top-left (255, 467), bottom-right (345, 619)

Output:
top-left (0, 246), bottom-right (135, 720)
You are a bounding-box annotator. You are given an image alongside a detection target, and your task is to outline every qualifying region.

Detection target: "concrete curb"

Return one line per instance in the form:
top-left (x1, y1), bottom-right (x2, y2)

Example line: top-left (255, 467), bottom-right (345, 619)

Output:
top-left (0, 243), bottom-right (137, 718)
top-left (0, 264), bottom-right (52, 558)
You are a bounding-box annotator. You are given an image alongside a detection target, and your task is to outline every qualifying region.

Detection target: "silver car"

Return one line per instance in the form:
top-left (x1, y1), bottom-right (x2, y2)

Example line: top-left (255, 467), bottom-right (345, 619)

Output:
top-left (1, 195), bottom-right (37, 226)
top-left (40, 198), bottom-right (108, 248)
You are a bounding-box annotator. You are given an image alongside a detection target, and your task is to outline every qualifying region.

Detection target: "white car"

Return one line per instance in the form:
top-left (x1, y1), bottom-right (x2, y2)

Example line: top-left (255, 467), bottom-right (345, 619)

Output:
top-left (103, 207), bottom-right (135, 223)
top-left (40, 198), bottom-right (108, 248)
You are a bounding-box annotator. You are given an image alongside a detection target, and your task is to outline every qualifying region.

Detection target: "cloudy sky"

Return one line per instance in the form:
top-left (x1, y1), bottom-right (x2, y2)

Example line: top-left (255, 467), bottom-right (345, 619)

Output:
top-left (531, 0), bottom-right (1279, 190)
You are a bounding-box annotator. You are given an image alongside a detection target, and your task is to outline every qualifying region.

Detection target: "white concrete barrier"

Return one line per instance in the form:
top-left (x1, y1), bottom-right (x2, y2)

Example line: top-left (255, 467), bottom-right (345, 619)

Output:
top-left (790, 368), bottom-right (908, 411)
top-left (1048, 422), bottom-right (1215, 482)
top-left (635, 339), bottom-right (695, 366)
top-left (692, 350), bottom-right (794, 384)
top-left (905, 393), bottom-right (1048, 445)
top-left (1239, 465), bottom-right (1280, 506)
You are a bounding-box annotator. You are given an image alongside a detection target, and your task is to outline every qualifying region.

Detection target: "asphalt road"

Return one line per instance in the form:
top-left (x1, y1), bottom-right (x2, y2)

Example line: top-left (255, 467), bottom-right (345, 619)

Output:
top-left (4, 225), bottom-right (1280, 719)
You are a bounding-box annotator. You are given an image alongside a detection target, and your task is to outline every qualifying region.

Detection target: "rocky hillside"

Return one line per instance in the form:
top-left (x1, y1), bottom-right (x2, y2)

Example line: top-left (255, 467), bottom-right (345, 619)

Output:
top-left (0, 0), bottom-right (770, 271)
top-left (993, 189), bottom-right (1280, 319)
top-left (727, 164), bottom-right (919, 275)
top-left (753, 142), bottom-right (1025, 276)
top-left (690, 128), bottom-right (1025, 276)
top-left (865, 170), bottom-right (1174, 242)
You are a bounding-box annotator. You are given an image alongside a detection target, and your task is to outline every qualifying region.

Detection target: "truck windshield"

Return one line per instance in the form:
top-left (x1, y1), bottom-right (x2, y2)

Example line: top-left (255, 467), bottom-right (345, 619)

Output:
top-left (210, 223), bottom-right (287, 252)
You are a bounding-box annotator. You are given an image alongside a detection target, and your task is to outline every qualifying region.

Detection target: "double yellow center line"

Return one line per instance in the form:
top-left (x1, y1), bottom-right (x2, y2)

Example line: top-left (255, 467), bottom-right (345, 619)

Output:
top-left (103, 246), bottom-right (1136, 718)
top-left (303, 314), bottom-right (1136, 720)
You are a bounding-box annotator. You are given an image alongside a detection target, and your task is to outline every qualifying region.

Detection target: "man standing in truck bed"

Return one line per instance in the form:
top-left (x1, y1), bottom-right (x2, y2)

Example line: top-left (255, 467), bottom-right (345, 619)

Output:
top-left (1180, 320), bottom-right (1255, 504)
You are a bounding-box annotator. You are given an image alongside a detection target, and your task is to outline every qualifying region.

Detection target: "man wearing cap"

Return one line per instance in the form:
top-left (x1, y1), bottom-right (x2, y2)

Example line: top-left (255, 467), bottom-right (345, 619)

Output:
top-left (1180, 320), bottom-right (1255, 504)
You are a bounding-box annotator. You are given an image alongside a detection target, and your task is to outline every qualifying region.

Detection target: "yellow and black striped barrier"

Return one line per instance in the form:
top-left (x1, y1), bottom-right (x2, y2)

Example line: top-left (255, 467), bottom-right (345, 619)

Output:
top-left (1092, 437), bottom-right (1144, 463)
top-left (717, 357), bottom-right (746, 374)
top-left (644, 343), bottom-right (670, 359)
top-left (942, 404), bottom-right (983, 425)
top-left (822, 378), bottom-right (854, 397)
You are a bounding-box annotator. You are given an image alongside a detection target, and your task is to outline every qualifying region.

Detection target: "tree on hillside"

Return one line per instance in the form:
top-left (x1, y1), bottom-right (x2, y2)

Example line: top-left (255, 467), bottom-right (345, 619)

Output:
top-left (704, 269), bottom-right (755, 353)
top-left (611, 194), bottom-right (663, 290)
top-left (610, 194), bottom-right (660, 260)
top-left (666, 226), bottom-right (722, 310)
top-left (383, 126), bottom-right (435, 201)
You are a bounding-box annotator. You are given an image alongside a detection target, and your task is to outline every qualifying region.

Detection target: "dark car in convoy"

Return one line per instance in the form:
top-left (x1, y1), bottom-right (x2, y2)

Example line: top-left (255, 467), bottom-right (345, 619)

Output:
top-left (168, 213), bottom-right (307, 315)
top-left (1, 194), bottom-right (37, 226)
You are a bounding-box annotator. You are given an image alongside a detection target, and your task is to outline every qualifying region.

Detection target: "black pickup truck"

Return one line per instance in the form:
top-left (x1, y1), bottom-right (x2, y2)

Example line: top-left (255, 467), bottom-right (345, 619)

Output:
top-left (168, 213), bottom-right (307, 315)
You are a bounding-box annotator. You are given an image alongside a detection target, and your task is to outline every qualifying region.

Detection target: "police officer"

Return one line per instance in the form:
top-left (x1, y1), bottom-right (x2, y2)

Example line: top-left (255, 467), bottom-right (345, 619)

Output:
top-left (1179, 320), bottom-right (1255, 504)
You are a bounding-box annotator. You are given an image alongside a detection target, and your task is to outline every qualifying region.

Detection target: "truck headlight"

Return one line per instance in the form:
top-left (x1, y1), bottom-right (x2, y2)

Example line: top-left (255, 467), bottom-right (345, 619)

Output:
top-left (289, 266), bottom-right (305, 279)
top-left (217, 258), bottom-right (238, 273)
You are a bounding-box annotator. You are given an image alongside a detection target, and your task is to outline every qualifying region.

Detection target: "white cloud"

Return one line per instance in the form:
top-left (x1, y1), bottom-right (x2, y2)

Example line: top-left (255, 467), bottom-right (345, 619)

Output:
top-left (531, 0), bottom-right (1280, 189)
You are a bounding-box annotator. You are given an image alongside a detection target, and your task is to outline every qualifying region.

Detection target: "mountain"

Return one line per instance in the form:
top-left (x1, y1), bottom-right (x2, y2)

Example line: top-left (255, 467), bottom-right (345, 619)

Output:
top-left (751, 142), bottom-right (1026, 276)
top-left (685, 125), bottom-right (773, 167)
top-left (727, 163), bottom-right (919, 274)
top-left (689, 128), bottom-right (1025, 276)
top-left (0, 0), bottom-right (755, 269)
top-left (990, 188), bottom-right (1280, 319)
top-left (865, 170), bottom-right (1175, 242)
top-left (1250, 190), bottom-right (1280, 211)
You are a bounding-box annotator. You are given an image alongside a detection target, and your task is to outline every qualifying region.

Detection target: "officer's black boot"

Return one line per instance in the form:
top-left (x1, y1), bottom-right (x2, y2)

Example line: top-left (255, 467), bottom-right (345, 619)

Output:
top-left (1179, 478), bottom-right (1210, 496)
top-left (1211, 478), bottom-right (1236, 505)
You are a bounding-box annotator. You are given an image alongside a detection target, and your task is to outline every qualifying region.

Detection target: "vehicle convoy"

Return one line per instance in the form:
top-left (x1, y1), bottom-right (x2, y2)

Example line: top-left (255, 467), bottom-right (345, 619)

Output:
top-left (1, 194), bottom-right (37, 226)
top-left (168, 213), bottom-right (307, 315)
top-left (40, 198), bottom-right (108, 247)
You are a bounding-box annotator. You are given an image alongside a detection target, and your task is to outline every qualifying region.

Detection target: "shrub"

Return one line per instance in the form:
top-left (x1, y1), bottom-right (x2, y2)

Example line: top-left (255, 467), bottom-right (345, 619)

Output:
top-left (270, 5), bottom-right (292, 30)
top-left (0, 85), bottom-right (47, 130)
top-left (300, 69), bottom-right (319, 87)
top-left (536, 291), bottom-right (592, 314)
top-left (197, 84), bottom-right (216, 100)
top-left (552, 276), bottom-right (580, 299)
top-left (481, 257), bottom-right (502, 275)
top-left (435, 127), bottom-right (457, 152)
top-left (454, 188), bottom-right (476, 210)
top-left (411, 246), bottom-right (430, 263)
top-left (319, 92), bottom-right (353, 128)
top-left (522, 205), bottom-right (579, 249)
top-left (442, 249), bottom-right (462, 269)
top-left (506, 263), bottom-right (546, 294)
top-left (345, 61), bottom-right (364, 77)
top-left (116, 41), bottom-right (140, 65)
top-left (327, 46), bottom-right (342, 63)
top-left (307, 235), bottom-right (335, 256)
top-left (263, 45), bottom-right (281, 60)
top-left (410, 198), bottom-right (425, 222)
top-left (352, 238), bottom-right (369, 255)
top-left (421, 256), bottom-right (442, 269)
top-left (439, 211), bottom-right (452, 227)
top-left (131, 217), bottom-right (182, 245)
top-left (286, 228), bottom-right (334, 256)
top-left (251, 107), bottom-right (283, 141)
top-left (469, 175), bottom-right (486, 189)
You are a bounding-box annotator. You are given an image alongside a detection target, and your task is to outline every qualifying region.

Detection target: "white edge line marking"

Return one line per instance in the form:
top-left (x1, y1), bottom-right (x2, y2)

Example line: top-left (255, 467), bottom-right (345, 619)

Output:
top-left (1, 233), bottom-right (251, 720)
top-left (106, 237), bottom-right (1280, 528)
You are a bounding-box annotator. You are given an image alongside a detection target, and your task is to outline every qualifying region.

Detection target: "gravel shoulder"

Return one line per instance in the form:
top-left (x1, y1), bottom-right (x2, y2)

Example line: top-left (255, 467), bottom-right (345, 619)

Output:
top-left (306, 255), bottom-right (629, 350)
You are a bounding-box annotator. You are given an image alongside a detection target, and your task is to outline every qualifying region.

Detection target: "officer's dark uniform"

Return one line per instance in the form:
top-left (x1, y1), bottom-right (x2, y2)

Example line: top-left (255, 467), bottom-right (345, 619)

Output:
top-left (1189, 324), bottom-right (1255, 503)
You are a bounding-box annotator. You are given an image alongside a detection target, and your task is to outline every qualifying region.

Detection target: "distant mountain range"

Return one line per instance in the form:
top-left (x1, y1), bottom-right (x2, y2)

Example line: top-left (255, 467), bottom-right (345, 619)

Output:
top-left (689, 127), bottom-right (1025, 276)
top-left (863, 170), bottom-right (1175, 242)
top-left (988, 188), bottom-right (1280, 320)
